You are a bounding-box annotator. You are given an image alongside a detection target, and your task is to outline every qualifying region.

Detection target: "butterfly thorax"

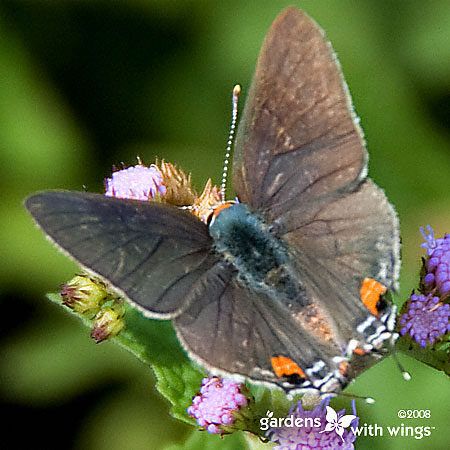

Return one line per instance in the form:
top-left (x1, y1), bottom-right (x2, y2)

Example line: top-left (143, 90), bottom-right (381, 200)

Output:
top-left (209, 203), bottom-right (301, 301)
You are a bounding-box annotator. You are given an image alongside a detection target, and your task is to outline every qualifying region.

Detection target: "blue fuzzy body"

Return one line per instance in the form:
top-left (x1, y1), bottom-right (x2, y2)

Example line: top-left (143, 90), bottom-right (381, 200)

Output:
top-left (209, 204), bottom-right (300, 301)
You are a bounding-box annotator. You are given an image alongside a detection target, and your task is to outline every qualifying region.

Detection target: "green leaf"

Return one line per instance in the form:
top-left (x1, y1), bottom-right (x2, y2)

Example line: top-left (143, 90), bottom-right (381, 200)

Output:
top-left (249, 384), bottom-right (292, 416)
top-left (244, 433), bottom-right (274, 450)
top-left (242, 384), bottom-right (292, 435)
top-left (153, 363), bottom-right (203, 423)
top-left (397, 334), bottom-right (450, 376)
top-left (47, 293), bottom-right (205, 424)
top-left (164, 429), bottom-right (247, 450)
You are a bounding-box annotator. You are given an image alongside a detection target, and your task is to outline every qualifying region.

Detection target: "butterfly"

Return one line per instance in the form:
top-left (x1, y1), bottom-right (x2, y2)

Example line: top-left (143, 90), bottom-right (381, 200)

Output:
top-left (319, 406), bottom-right (357, 442)
top-left (26, 7), bottom-right (400, 395)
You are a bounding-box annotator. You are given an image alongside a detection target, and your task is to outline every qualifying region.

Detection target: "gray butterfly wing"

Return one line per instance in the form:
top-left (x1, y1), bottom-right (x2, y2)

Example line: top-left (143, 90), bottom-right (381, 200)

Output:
top-left (26, 191), bottom-right (217, 318)
top-left (174, 262), bottom-right (340, 385)
top-left (232, 8), bottom-right (400, 344)
top-left (233, 7), bottom-right (399, 285)
top-left (283, 180), bottom-right (400, 342)
top-left (233, 7), bottom-right (366, 212)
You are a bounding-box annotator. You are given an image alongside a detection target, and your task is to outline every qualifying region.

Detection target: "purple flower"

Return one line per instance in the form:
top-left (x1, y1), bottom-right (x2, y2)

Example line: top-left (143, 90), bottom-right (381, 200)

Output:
top-left (105, 164), bottom-right (166, 201)
top-left (268, 398), bottom-right (358, 450)
top-left (420, 226), bottom-right (450, 297)
top-left (187, 377), bottom-right (248, 434)
top-left (420, 225), bottom-right (448, 255)
top-left (399, 293), bottom-right (450, 347)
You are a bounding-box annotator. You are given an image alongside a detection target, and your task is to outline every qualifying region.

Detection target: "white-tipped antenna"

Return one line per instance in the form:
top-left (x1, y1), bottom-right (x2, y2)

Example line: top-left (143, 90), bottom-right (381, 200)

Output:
top-left (389, 337), bottom-right (411, 381)
top-left (337, 392), bottom-right (376, 404)
top-left (220, 84), bottom-right (241, 203)
top-left (392, 351), bottom-right (412, 381)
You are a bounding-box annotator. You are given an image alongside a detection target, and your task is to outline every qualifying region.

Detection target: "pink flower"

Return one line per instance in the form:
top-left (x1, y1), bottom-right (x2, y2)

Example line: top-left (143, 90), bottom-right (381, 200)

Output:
top-left (105, 164), bottom-right (166, 201)
top-left (187, 377), bottom-right (248, 434)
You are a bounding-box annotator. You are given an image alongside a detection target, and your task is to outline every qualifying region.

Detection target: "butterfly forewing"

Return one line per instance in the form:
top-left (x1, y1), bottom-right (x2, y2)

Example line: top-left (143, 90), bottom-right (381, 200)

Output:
top-left (233, 7), bottom-right (367, 214)
top-left (26, 191), bottom-right (216, 318)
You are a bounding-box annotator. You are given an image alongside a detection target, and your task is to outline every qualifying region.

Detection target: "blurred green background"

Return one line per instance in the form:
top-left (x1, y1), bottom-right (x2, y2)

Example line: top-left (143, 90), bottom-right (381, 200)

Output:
top-left (0, 0), bottom-right (449, 449)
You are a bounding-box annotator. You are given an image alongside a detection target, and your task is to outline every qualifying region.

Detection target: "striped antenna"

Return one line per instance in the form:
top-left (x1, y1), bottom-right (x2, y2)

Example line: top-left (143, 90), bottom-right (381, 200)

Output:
top-left (220, 84), bottom-right (241, 203)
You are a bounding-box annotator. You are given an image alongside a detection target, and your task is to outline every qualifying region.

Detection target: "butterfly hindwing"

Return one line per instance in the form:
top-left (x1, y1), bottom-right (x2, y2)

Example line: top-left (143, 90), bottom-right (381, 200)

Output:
top-left (284, 180), bottom-right (400, 342)
top-left (174, 262), bottom-right (339, 386)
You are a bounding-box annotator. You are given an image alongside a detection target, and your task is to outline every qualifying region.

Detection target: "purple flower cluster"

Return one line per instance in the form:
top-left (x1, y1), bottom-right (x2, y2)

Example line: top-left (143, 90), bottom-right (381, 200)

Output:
top-left (420, 225), bottom-right (450, 298)
top-left (399, 226), bottom-right (450, 347)
top-left (105, 164), bottom-right (166, 201)
top-left (269, 398), bottom-right (358, 450)
top-left (399, 293), bottom-right (450, 348)
top-left (187, 377), bottom-right (248, 434)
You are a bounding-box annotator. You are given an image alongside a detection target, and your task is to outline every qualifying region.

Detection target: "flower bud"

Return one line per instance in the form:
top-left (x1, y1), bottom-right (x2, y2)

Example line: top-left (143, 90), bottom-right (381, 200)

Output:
top-left (91, 304), bottom-right (125, 343)
top-left (61, 275), bottom-right (107, 317)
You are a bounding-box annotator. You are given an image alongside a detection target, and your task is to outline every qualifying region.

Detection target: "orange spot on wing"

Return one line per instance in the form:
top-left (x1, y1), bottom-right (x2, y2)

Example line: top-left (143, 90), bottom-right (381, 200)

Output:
top-left (271, 356), bottom-right (306, 379)
top-left (360, 278), bottom-right (387, 316)
top-left (353, 347), bottom-right (368, 356)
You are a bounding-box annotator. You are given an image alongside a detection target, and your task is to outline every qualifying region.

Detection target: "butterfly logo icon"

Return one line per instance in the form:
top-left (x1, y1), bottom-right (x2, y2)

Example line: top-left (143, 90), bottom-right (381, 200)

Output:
top-left (319, 406), bottom-right (357, 442)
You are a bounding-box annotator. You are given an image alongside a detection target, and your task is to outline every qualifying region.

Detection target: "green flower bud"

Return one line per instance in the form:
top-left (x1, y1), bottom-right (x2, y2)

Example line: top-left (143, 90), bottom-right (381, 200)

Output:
top-left (91, 304), bottom-right (125, 343)
top-left (61, 275), bottom-right (108, 317)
